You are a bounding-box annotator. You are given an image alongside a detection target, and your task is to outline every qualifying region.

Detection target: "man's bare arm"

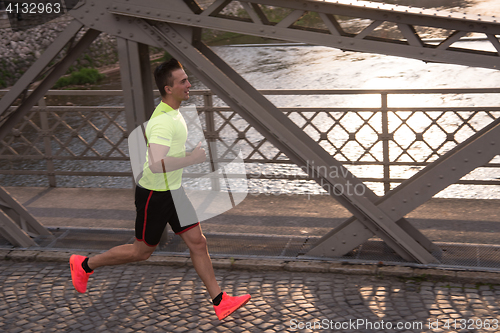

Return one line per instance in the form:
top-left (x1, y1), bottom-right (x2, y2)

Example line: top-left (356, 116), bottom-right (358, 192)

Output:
top-left (148, 142), bottom-right (206, 174)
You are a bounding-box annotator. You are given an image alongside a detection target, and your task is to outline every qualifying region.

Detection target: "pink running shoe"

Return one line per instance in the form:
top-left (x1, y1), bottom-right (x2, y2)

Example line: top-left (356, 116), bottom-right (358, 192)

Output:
top-left (213, 292), bottom-right (251, 320)
top-left (69, 255), bottom-right (93, 293)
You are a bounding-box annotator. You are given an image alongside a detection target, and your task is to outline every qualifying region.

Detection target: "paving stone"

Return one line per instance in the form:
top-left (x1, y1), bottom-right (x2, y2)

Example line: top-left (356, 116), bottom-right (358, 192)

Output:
top-left (0, 258), bottom-right (498, 332)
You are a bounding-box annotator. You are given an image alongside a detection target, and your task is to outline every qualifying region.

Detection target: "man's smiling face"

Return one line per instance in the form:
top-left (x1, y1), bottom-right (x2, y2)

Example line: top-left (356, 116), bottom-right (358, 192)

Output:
top-left (167, 68), bottom-right (191, 102)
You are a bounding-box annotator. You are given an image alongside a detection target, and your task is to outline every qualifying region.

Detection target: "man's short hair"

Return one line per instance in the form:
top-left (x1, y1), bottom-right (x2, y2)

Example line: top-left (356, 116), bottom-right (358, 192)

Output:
top-left (154, 58), bottom-right (184, 97)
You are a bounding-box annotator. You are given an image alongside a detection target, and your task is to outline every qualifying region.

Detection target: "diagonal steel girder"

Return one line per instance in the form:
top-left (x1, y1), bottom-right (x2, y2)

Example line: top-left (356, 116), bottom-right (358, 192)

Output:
top-left (0, 24), bottom-right (101, 142)
top-left (0, 20), bottom-right (84, 119)
top-left (105, 0), bottom-right (500, 70)
top-left (0, 20), bottom-right (100, 246)
top-left (0, 186), bottom-right (52, 247)
top-left (308, 117), bottom-right (500, 258)
top-left (130, 18), bottom-right (438, 264)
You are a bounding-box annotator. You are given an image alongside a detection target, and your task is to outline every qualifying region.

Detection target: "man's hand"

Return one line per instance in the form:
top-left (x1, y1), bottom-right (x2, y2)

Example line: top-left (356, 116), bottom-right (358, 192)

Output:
top-left (190, 142), bottom-right (206, 164)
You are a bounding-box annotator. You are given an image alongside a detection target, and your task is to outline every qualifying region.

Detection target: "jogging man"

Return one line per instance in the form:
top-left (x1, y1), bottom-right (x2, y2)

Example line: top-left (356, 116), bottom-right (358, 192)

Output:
top-left (69, 58), bottom-right (251, 320)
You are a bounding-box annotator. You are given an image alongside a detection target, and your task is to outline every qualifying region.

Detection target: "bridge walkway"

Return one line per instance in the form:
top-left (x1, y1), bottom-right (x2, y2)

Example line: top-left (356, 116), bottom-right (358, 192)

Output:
top-left (1, 186), bottom-right (499, 272)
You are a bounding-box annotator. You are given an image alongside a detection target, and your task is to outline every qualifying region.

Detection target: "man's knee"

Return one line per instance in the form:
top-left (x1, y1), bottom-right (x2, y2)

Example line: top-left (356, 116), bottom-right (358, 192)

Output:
top-left (187, 234), bottom-right (207, 253)
top-left (135, 250), bottom-right (153, 262)
top-left (132, 243), bottom-right (155, 261)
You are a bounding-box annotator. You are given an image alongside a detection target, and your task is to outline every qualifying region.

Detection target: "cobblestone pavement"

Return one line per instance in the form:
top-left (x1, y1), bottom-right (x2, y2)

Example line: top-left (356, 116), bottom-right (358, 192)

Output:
top-left (1, 261), bottom-right (500, 333)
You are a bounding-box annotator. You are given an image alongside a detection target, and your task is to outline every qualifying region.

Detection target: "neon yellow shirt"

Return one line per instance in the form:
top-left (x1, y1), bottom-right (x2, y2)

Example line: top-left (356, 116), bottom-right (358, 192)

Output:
top-left (138, 102), bottom-right (187, 191)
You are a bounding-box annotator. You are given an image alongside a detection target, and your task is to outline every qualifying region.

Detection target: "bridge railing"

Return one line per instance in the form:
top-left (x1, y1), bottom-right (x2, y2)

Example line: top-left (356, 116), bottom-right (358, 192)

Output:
top-left (0, 88), bottom-right (499, 194)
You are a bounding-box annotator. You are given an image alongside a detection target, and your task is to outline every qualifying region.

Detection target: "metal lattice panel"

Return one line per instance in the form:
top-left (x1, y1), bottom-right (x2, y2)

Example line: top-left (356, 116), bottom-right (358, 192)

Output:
top-left (388, 109), bottom-right (500, 164)
top-left (0, 103), bottom-right (130, 183)
top-left (1, 108), bottom-right (128, 159)
top-left (46, 108), bottom-right (128, 159)
top-left (1, 89), bottom-right (499, 190)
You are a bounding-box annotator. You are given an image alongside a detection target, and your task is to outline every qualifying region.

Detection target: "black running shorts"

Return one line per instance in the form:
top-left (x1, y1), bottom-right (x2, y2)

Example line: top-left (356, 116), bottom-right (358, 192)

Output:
top-left (135, 185), bottom-right (199, 247)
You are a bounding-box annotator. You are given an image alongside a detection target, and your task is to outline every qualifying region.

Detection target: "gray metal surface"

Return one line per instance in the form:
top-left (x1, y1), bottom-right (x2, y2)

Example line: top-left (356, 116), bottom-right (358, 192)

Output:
top-left (117, 38), bottom-right (155, 129)
top-left (0, 20), bottom-right (97, 245)
top-left (0, 20), bottom-right (83, 119)
top-left (0, 26), bottom-right (100, 142)
top-left (308, 116), bottom-right (500, 258)
top-left (0, 186), bottom-right (52, 247)
top-left (38, 98), bottom-right (57, 187)
top-left (1, 88), bottom-right (498, 187)
top-left (104, 0), bottom-right (500, 69)
top-left (0, 210), bottom-right (36, 248)
top-left (0, 0), bottom-right (498, 266)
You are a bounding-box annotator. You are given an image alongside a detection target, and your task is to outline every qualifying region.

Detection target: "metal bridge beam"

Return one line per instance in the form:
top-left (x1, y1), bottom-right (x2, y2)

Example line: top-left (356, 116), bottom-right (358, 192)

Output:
top-left (308, 117), bottom-right (500, 258)
top-left (0, 186), bottom-right (52, 247)
top-left (196, 39), bottom-right (440, 258)
top-left (0, 210), bottom-right (36, 248)
top-left (130, 19), bottom-right (439, 263)
top-left (0, 20), bottom-right (83, 119)
top-left (0, 26), bottom-right (100, 142)
top-left (103, 0), bottom-right (500, 70)
top-left (0, 20), bottom-right (96, 246)
top-left (117, 39), bottom-right (155, 131)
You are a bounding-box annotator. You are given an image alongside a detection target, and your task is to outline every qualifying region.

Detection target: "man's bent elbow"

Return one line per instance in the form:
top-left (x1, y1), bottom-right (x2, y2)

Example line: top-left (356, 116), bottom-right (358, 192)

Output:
top-left (149, 161), bottom-right (169, 174)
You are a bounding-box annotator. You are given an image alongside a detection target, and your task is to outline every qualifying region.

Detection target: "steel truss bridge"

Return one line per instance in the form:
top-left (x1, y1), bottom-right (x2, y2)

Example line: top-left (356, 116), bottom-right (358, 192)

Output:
top-left (0, 0), bottom-right (499, 264)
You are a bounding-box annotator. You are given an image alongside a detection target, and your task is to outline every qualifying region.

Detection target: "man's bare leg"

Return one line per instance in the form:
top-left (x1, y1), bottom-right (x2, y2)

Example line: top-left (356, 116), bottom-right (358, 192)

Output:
top-left (179, 225), bottom-right (221, 299)
top-left (70, 240), bottom-right (156, 293)
top-left (87, 240), bottom-right (157, 270)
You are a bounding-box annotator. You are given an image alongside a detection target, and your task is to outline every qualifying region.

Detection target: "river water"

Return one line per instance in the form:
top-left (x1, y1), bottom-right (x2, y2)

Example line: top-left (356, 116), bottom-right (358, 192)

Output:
top-left (207, 41), bottom-right (500, 199)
